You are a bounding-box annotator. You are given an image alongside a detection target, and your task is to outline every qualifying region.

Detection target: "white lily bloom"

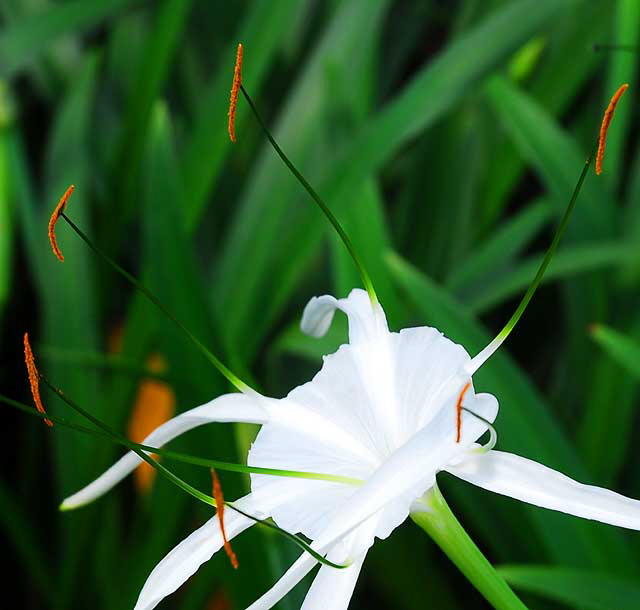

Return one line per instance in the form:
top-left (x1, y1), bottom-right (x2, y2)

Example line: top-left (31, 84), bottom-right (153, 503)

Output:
top-left (62, 288), bottom-right (640, 610)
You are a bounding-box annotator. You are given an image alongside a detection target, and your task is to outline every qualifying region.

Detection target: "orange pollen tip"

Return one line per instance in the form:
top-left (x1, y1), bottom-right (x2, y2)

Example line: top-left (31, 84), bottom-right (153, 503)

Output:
top-left (212, 469), bottom-right (239, 569)
top-left (23, 333), bottom-right (53, 427)
top-left (596, 83), bottom-right (628, 175)
top-left (48, 184), bottom-right (75, 262)
top-left (455, 381), bottom-right (472, 443)
top-left (228, 43), bottom-right (243, 143)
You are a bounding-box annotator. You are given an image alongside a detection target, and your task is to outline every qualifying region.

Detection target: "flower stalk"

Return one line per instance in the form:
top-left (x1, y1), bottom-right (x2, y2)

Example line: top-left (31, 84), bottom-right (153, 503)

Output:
top-left (411, 485), bottom-right (527, 610)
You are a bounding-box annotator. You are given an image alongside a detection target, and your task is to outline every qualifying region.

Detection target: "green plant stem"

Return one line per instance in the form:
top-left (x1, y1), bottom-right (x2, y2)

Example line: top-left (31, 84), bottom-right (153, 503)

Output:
top-left (411, 485), bottom-right (528, 610)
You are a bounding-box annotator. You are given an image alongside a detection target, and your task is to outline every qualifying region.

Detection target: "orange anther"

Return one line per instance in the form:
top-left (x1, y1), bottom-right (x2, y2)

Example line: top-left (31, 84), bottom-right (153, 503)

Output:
top-left (596, 83), bottom-right (628, 175)
top-left (228, 43), bottom-right (243, 143)
top-left (48, 184), bottom-right (75, 262)
top-left (455, 381), bottom-right (471, 443)
top-left (23, 333), bottom-right (53, 427)
top-left (211, 469), bottom-right (239, 569)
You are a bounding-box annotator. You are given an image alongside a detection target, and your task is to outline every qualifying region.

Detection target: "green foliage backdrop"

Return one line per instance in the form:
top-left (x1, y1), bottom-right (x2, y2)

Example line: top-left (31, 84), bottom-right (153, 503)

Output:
top-left (2, 1), bottom-right (640, 608)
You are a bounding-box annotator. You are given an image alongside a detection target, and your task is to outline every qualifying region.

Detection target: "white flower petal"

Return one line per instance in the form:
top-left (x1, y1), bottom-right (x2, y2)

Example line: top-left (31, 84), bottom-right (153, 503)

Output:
top-left (446, 450), bottom-right (640, 530)
top-left (246, 514), bottom-right (378, 610)
top-left (61, 393), bottom-right (268, 510)
top-left (301, 289), bottom-right (388, 344)
top-left (245, 553), bottom-right (318, 610)
top-left (300, 553), bottom-right (366, 610)
top-left (134, 485), bottom-right (294, 610)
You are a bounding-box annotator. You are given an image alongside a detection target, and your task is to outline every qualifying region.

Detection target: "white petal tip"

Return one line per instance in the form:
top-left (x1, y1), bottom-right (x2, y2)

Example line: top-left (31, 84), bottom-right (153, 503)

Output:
top-left (300, 295), bottom-right (338, 338)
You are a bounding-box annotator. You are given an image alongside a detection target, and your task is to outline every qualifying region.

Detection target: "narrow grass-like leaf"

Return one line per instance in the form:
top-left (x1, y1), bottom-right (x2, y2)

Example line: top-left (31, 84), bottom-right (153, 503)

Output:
top-left (465, 242), bottom-right (633, 315)
top-left (0, 0), bottom-right (134, 78)
top-left (499, 564), bottom-right (640, 610)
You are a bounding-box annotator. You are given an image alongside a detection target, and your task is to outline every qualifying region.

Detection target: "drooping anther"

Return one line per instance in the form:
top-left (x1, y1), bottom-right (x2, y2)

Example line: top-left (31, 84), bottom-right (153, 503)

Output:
top-left (455, 381), bottom-right (472, 443)
top-left (211, 469), bottom-right (239, 569)
top-left (23, 333), bottom-right (53, 427)
top-left (48, 184), bottom-right (75, 262)
top-left (228, 43), bottom-right (243, 143)
top-left (596, 83), bottom-right (628, 175)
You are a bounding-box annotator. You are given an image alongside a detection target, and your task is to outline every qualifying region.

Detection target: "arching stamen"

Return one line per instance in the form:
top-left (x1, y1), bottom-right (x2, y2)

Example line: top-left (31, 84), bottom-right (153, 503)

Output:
top-left (23, 333), bottom-right (52, 427)
top-left (596, 83), bottom-right (628, 175)
top-left (465, 84), bottom-right (629, 375)
top-left (455, 381), bottom-right (471, 443)
top-left (52, 188), bottom-right (251, 394)
top-left (212, 469), bottom-right (239, 569)
top-left (236, 47), bottom-right (378, 307)
top-left (48, 184), bottom-right (75, 262)
top-left (228, 43), bottom-right (243, 143)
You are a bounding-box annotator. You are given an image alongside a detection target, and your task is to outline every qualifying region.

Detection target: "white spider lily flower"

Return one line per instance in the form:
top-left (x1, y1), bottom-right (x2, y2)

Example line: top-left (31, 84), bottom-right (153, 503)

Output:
top-left (62, 289), bottom-right (640, 610)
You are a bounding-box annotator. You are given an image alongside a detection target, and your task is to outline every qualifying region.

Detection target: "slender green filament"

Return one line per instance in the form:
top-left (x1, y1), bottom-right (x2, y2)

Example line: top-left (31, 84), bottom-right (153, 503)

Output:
top-left (239, 85), bottom-right (378, 307)
top-left (60, 212), bottom-right (250, 393)
top-left (466, 138), bottom-right (599, 374)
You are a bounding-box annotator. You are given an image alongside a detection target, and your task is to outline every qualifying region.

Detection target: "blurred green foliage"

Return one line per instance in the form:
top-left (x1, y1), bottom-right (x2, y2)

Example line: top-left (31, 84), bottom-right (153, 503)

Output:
top-left (2, 1), bottom-right (640, 609)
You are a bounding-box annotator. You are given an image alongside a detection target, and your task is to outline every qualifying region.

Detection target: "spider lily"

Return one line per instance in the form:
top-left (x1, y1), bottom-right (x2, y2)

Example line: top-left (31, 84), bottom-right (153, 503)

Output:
top-left (44, 65), bottom-right (634, 609)
top-left (60, 287), bottom-right (640, 610)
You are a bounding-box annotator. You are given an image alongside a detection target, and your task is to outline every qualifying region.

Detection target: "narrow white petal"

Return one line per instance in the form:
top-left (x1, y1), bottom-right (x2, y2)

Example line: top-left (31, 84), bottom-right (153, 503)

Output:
top-left (134, 512), bottom-right (248, 610)
top-left (300, 553), bottom-right (366, 610)
top-left (301, 288), bottom-right (387, 344)
top-left (61, 393), bottom-right (268, 510)
top-left (135, 484), bottom-right (298, 610)
top-left (447, 450), bottom-right (640, 530)
top-left (245, 553), bottom-right (317, 610)
top-left (246, 515), bottom-right (378, 610)
top-left (300, 514), bottom-right (377, 610)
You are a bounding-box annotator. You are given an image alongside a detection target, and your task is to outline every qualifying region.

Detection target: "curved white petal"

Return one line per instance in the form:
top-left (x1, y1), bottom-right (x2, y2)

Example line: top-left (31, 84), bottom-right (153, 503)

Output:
top-left (301, 289), bottom-right (387, 344)
top-left (246, 514), bottom-right (378, 610)
top-left (300, 553), bottom-right (366, 610)
top-left (61, 393), bottom-right (268, 510)
top-left (446, 450), bottom-right (640, 530)
top-left (245, 552), bottom-right (317, 610)
top-left (134, 485), bottom-right (294, 610)
top-left (300, 514), bottom-right (377, 610)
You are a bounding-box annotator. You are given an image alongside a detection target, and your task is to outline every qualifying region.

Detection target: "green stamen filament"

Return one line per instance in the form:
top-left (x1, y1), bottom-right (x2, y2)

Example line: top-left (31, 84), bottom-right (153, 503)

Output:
top-left (239, 84), bottom-right (378, 307)
top-left (59, 211), bottom-right (251, 394)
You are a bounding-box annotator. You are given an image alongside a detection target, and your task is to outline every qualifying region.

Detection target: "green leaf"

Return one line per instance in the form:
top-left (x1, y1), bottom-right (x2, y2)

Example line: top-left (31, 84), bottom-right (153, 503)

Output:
top-left (0, 0), bottom-right (135, 78)
top-left (589, 323), bottom-right (640, 379)
top-left (499, 564), bottom-right (640, 610)
top-left (446, 198), bottom-right (552, 292)
top-left (465, 242), bottom-right (634, 315)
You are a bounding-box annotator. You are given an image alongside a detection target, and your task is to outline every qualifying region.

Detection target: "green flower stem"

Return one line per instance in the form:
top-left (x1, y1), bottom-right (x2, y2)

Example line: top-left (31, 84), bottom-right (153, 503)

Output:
top-left (239, 85), bottom-right (378, 307)
top-left (411, 485), bottom-right (528, 610)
